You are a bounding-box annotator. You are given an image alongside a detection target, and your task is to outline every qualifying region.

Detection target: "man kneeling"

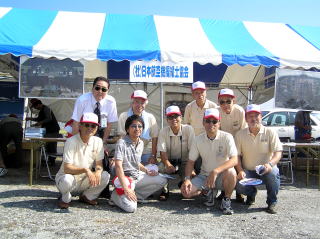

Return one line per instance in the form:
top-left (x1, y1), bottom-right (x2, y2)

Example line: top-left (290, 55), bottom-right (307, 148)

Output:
top-left (55, 113), bottom-right (110, 209)
top-left (181, 108), bottom-right (238, 215)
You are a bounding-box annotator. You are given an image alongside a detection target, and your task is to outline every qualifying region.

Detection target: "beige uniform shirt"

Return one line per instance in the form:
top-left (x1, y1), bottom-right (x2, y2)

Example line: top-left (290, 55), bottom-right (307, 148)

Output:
top-left (219, 104), bottom-right (247, 137)
top-left (184, 99), bottom-right (217, 136)
top-left (118, 110), bottom-right (159, 155)
top-left (189, 130), bottom-right (238, 176)
top-left (56, 134), bottom-right (104, 182)
top-left (157, 124), bottom-right (195, 162)
top-left (235, 126), bottom-right (283, 170)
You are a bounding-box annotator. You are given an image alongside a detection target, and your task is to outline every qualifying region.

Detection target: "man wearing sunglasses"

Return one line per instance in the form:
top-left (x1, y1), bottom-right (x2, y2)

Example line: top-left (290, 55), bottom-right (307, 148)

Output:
top-left (217, 88), bottom-right (247, 202)
top-left (181, 108), bottom-right (238, 215)
top-left (157, 106), bottom-right (195, 200)
top-left (235, 104), bottom-right (282, 214)
top-left (118, 90), bottom-right (159, 165)
top-left (55, 113), bottom-right (110, 209)
top-left (71, 76), bottom-right (118, 143)
top-left (184, 81), bottom-right (217, 136)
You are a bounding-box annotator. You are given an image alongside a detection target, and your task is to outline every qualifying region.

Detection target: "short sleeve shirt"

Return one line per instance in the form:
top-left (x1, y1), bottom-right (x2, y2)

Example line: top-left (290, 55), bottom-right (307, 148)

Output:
top-left (114, 135), bottom-right (144, 179)
top-left (117, 110), bottom-right (159, 155)
top-left (189, 131), bottom-right (238, 176)
top-left (157, 124), bottom-right (195, 162)
top-left (235, 126), bottom-right (283, 170)
top-left (184, 99), bottom-right (217, 136)
top-left (72, 92), bottom-right (118, 123)
top-left (56, 134), bottom-right (104, 182)
top-left (219, 104), bottom-right (247, 137)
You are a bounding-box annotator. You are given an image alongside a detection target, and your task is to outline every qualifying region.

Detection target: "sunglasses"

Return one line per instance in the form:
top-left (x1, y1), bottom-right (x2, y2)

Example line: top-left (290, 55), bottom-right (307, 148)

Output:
top-left (167, 114), bottom-right (180, 120)
top-left (204, 119), bottom-right (219, 124)
top-left (219, 100), bottom-right (232, 105)
top-left (94, 86), bottom-right (108, 93)
top-left (82, 123), bottom-right (97, 129)
top-left (130, 124), bottom-right (143, 129)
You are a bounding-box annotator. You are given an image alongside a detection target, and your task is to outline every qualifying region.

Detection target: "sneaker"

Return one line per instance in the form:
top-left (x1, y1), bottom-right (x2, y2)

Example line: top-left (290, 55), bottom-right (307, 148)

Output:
top-left (158, 191), bottom-right (169, 201)
top-left (266, 203), bottom-right (277, 214)
top-left (245, 195), bottom-right (256, 205)
top-left (216, 190), bottom-right (225, 201)
top-left (220, 197), bottom-right (234, 215)
top-left (0, 168), bottom-right (8, 177)
top-left (236, 193), bottom-right (245, 203)
top-left (204, 189), bottom-right (218, 207)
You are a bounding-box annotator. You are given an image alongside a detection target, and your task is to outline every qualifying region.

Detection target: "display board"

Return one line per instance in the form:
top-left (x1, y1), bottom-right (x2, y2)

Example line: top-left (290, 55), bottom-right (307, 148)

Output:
top-left (275, 68), bottom-right (320, 111)
top-left (19, 57), bottom-right (84, 99)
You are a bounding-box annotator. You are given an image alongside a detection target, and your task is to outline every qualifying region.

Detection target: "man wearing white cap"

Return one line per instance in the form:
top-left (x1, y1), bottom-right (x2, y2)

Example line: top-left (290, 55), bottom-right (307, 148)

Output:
top-left (217, 88), bottom-right (247, 202)
top-left (71, 77), bottom-right (118, 143)
top-left (235, 104), bottom-right (283, 214)
top-left (157, 106), bottom-right (195, 200)
top-left (118, 90), bottom-right (159, 165)
top-left (184, 81), bottom-right (217, 136)
top-left (55, 113), bottom-right (110, 209)
top-left (181, 108), bottom-right (238, 215)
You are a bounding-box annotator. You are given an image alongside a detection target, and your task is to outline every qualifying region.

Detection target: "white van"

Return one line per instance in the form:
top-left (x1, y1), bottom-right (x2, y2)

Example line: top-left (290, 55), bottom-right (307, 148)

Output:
top-left (262, 109), bottom-right (320, 141)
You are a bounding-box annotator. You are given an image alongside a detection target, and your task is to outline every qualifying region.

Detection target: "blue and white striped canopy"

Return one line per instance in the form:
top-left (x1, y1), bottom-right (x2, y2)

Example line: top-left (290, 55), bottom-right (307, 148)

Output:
top-left (1, 7), bottom-right (320, 68)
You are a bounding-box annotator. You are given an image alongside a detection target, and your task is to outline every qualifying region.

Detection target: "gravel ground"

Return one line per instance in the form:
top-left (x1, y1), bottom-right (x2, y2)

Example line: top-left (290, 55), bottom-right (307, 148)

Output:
top-left (0, 167), bottom-right (319, 239)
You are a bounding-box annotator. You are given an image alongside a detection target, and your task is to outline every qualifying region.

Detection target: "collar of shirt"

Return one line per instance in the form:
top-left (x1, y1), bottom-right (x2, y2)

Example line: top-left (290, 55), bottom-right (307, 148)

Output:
top-left (206, 130), bottom-right (220, 141)
top-left (246, 125), bottom-right (265, 136)
top-left (169, 126), bottom-right (182, 137)
top-left (124, 135), bottom-right (141, 147)
top-left (76, 133), bottom-right (94, 146)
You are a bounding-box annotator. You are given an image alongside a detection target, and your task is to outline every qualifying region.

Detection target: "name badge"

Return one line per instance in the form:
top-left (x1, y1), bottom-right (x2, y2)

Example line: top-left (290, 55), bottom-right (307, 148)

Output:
top-left (101, 114), bottom-right (108, 128)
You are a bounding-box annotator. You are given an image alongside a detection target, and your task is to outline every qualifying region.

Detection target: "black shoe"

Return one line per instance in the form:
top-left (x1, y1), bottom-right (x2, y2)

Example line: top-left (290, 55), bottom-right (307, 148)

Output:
top-left (99, 184), bottom-right (111, 199)
top-left (216, 191), bottom-right (225, 201)
top-left (236, 193), bottom-right (245, 203)
top-left (158, 191), bottom-right (169, 201)
top-left (266, 203), bottom-right (277, 214)
top-left (246, 195), bottom-right (256, 205)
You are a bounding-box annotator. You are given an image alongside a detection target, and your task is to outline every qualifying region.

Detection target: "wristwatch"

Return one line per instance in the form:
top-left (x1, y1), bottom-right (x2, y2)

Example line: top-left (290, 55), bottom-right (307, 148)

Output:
top-left (184, 176), bottom-right (191, 181)
top-left (268, 162), bottom-right (274, 168)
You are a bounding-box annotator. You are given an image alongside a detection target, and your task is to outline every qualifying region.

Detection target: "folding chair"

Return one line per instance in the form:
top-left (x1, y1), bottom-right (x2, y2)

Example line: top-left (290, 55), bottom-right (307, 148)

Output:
top-left (38, 144), bottom-right (62, 180)
top-left (279, 145), bottom-right (294, 184)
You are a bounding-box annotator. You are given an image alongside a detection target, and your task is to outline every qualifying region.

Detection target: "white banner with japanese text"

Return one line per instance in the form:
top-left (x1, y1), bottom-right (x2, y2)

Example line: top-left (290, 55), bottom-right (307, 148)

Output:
top-left (130, 61), bottom-right (193, 83)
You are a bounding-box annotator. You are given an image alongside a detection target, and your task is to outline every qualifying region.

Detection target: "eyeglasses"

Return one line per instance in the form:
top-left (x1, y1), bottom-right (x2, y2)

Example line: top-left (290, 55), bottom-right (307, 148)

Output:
top-left (82, 123), bottom-right (97, 129)
top-left (204, 119), bottom-right (219, 124)
top-left (94, 86), bottom-right (108, 92)
top-left (167, 114), bottom-right (180, 120)
top-left (130, 124), bottom-right (143, 129)
top-left (219, 100), bottom-right (232, 105)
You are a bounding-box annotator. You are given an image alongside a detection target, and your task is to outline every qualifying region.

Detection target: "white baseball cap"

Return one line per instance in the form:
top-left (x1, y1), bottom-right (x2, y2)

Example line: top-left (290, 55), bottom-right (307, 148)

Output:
top-left (204, 108), bottom-right (220, 120)
top-left (192, 81), bottom-right (206, 91)
top-left (218, 88), bottom-right (235, 98)
top-left (166, 105), bottom-right (182, 116)
top-left (80, 112), bottom-right (99, 126)
top-left (131, 90), bottom-right (148, 100)
top-left (246, 104), bottom-right (261, 114)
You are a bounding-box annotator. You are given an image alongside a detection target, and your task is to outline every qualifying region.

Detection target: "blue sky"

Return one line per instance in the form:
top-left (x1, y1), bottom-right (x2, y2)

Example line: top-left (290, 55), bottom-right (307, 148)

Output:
top-left (1, 0), bottom-right (320, 26)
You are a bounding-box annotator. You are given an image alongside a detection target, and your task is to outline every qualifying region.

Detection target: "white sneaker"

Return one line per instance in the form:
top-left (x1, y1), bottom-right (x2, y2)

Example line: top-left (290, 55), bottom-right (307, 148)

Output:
top-left (204, 189), bottom-right (218, 207)
top-left (220, 198), bottom-right (234, 215)
top-left (0, 168), bottom-right (8, 177)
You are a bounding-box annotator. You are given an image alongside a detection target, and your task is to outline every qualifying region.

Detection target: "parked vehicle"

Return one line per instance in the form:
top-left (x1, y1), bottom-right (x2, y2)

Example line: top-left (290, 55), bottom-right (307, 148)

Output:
top-left (261, 109), bottom-right (320, 141)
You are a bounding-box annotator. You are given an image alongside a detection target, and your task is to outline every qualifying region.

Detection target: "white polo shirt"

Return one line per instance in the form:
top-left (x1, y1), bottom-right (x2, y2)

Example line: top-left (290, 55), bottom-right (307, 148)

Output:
top-left (184, 99), bottom-right (217, 136)
top-left (189, 130), bottom-right (238, 176)
top-left (157, 124), bottom-right (195, 162)
top-left (72, 92), bottom-right (118, 124)
top-left (56, 134), bottom-right (104, 182)
top-left (219, 104), bottom-right (247, 137)
top-left (235, 126), bottom-right (283, 170)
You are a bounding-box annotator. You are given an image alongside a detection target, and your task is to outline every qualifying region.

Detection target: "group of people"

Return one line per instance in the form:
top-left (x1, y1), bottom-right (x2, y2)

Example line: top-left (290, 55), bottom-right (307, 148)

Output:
top-left (52, 76), bottom-right (283, 215)
top-left (0, 76), bottom-right (283, 215)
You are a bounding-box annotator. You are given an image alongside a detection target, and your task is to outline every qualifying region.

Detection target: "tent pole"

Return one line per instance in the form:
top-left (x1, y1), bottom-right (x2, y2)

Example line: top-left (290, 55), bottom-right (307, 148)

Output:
top-left (160, 83), bottom-right (164, 129)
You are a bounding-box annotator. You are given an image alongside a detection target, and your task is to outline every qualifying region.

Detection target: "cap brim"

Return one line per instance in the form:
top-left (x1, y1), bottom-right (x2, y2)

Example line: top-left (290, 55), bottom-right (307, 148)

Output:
top-left (166, 112), bottom-right (182, 116)
top-left (204, 115), bottom-right (220, 120)
top-left (131, 96), bottom-right (147, 100)
top-left (192, 87), bottom-right (206, 91)
top-left (218, 94), bottom-right (235, 98)
top-left (80, 120), bottom-right (100, 126)
top-left (246, 110), bottom-right (261, 114)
